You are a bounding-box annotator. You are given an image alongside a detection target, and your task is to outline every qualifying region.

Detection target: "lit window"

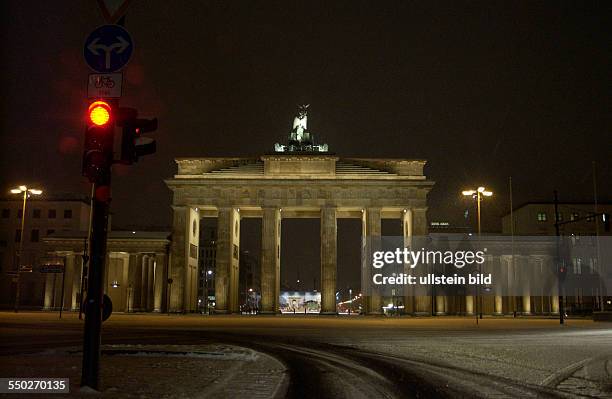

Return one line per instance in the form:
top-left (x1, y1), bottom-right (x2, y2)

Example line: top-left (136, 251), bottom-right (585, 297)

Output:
top-left (537, 212), bottom-right (547, 222)
top-left (571, 213), bottom-right (579, 221)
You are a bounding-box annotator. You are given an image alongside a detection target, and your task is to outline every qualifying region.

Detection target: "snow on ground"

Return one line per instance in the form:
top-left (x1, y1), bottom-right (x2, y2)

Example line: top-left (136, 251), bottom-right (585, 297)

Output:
top-left (0, 344), bottom-right (287, 398)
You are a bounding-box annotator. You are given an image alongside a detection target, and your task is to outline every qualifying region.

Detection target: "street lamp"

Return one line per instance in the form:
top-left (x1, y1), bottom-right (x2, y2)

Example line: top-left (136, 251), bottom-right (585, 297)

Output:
top-left (462, 186), bottom-right (492, 320)
top-left (10, 185), bottom-right (43, 312)
top-left (462, 186), bottom-right (493, 235)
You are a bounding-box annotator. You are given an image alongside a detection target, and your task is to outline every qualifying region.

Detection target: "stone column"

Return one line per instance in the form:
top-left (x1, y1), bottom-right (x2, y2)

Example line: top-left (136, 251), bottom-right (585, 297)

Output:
top-left (412, 208), bottom-right (431, 315)
top-left (44, 273), bottom-right (55, 310)
top-left (320, 207), bottom-right (337, 314)
top-left (71, 254), bottom-right (83, 310)
top-left (61, 254), bottom-right (75, 311)
top-left (215, 207), bottom-right (240, 313)
top-left (169, 206), bottom-right (200, 312)
top-left (364, 208), bottom-right (382, 315)
top-left (494, 295), bottom-right (503, 315)
top-left (465, 295), bottom-right (474, 315)
top-left (522, 256), bottom-right (532, 315)
top-left (140, 255), bottom-right (149, 311)
top-left (402, 209), bottom-right (415, 314)
top-left (127, 253), bottom-right (139, 312)
top-left (260, 207), bottom-right (281, 314)
top-left (147, 256), bottom-right (155, 311)
top-left (435, 295), bottom-right (446, 315)
top-left (488, 254), bottom-right (502, 316)
top-left (551, 295), bottom-right (559, 314)
top-left (153, 253), bottom-right (166, 312)
top-left (522, 295), bottom-right (532, 315)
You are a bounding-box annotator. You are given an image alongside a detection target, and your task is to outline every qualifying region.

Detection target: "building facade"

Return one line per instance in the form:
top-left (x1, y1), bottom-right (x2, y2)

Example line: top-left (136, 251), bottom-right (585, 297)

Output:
top-left (502, 203), bottom-right (611, 314)
top-left (502, 202), bottom-right (611, 236)
top-left (0, 196), bottom-right (91, 308)
top-left (42, 231), bottom-right (170, 312)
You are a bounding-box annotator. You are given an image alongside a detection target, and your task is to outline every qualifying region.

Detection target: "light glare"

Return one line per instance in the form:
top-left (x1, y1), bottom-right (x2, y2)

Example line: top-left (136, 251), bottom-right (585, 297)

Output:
top-left (88, 101), bottom-right (111, 126)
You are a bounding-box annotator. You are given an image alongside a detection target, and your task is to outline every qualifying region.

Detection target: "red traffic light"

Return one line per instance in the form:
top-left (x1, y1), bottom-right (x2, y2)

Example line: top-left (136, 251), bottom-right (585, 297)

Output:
top-left (88, 101), bottom-right (111, 126)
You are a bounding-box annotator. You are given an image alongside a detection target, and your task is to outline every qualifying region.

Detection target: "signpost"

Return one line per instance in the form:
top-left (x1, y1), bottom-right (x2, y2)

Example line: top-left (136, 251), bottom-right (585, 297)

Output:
top-left (81, 5), bottom-right (155, 390)
top-left (84, 25), bottom-right (133, 73)
top-left (87, 73), bottom-right (123, 98)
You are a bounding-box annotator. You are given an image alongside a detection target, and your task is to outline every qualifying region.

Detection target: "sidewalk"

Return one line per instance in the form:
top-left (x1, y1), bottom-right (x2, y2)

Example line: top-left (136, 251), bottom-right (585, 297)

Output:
top-left (0, 344), bottom-right (287, 398)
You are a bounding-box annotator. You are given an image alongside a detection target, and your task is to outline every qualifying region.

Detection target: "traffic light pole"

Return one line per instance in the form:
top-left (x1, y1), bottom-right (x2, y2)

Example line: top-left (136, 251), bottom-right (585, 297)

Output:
top-left (81, 180), bottom-right (111, 390)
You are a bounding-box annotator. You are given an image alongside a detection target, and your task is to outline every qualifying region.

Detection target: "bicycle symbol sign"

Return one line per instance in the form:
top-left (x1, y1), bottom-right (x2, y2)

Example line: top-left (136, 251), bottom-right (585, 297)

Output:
top-left (87, 73), bottom-right (123, 98)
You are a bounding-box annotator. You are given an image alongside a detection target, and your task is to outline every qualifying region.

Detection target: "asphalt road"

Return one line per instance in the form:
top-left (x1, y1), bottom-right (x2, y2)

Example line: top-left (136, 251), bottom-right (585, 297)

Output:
top-left (1, 312), bottom-right (611, 398)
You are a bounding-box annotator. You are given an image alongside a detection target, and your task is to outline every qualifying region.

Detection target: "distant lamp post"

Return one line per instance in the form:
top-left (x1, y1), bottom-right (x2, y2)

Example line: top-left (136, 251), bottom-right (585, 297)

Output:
top-left (462, 186), bottom-right (493, 320)
top-left (10, 185), bottom-right (43, 312)
top-left (462, 186), bottom-right (493, 235)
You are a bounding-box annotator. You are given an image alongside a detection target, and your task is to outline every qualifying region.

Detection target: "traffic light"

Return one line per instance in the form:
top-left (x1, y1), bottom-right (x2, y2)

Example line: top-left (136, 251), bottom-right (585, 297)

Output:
top-left (117, 107), bottom-right (157, 164)
top-left (83, 100), bottom-right (115, 183)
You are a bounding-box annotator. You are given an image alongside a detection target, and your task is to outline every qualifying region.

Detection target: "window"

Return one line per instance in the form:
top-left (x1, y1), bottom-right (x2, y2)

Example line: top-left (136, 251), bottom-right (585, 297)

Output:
top-left (63, 209), bottom-right (72, 219)
top-left (556, 212), bottom-right (563, 222)
top-left (17, 209), bottom-right (23, 219)
top-left (30, 229), bottom-right (39, 243)
top-left (46, 229), bottom-right (55, 236)
top-left (48, 209), bottom-right (56, 219)
top-left (537, 212), bottom-right (547, 222)
top-left (572, 258), bottom-right (582, 275)
top-left (1, 209), bottom-right (9, 218)
top-left (571, 213), bottom-right (579, 221)
top-left (33, 209), bottom-right (41, 218)
top-left (15, 229), bottom-right (21, 243)
top-left (586, 214), bottom-right (594, 222)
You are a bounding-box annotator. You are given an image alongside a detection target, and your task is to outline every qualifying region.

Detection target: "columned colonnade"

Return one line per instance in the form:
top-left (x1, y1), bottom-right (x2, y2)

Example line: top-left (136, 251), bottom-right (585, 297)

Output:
top-left (166, 155), bottom-right (434, 313)
top-left (42, 233), bottom-right (170, 312)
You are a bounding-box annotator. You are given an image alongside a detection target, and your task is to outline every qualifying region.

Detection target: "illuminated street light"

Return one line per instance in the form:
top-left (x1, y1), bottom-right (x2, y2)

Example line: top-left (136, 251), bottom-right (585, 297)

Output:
top-left (9, 185), bottom-right (43, 312)
top-left (462, 186), bottom-right (493, 320)
top-left (462, 186), bottom-right (493, 235)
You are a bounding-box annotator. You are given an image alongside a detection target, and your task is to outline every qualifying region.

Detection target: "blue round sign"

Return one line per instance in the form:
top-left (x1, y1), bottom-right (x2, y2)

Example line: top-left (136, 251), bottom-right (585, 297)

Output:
top-left (84, 25), bottom-right (133, 73)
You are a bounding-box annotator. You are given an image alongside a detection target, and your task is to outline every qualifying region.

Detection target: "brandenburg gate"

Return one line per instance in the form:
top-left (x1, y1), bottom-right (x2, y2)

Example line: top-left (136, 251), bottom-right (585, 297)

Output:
top-left (165, 106), bottom-right (434, 314)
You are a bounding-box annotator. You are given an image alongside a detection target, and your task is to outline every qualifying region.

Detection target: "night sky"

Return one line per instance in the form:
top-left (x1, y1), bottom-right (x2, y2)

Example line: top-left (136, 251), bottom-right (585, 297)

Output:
top-left (1, 1), bottom-right (610, 291)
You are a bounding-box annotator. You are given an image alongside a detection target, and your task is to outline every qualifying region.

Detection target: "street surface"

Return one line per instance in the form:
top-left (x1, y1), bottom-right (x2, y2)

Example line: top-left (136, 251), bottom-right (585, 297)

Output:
top-left (1, 312), bottom-right (611, 398)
